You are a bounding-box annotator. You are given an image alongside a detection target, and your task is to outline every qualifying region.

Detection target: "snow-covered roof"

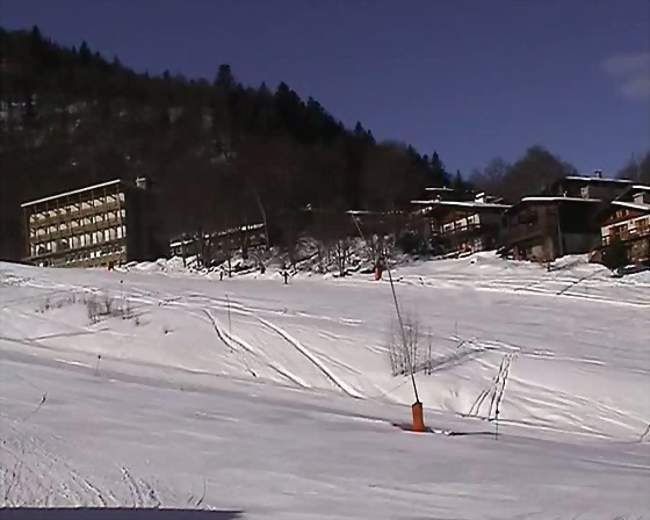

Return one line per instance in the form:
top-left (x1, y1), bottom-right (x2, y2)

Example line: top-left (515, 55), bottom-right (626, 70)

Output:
top-left (631, 184), bottom-right (650, 192)
top-left (611, 201), bottom-right (650, 212)
top-left (345, 210), bottom-right (388, 216)
top-left (216, 222), bottom-right (264, 236)
top-left (424, 187), bottom-right (455, 192)
top-left (411, 200), bottom-right (511, 210)
top-left (21, 179), bottom-right (123, 208)
top-left (564, 176), bottom-right (633, 185)
top-left (520, 196), bottom-right (602, 203)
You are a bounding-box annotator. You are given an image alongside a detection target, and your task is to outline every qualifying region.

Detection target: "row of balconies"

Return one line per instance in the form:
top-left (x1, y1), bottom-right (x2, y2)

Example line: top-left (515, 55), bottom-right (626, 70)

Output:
top-left (29, 219), bottom-right (126, 243)
top-left (602, 227), bottom-right (650, 246)
top-left (28, 237), bottom-right (128, 261)
top-left (28, 200), bottom-right (124, 223)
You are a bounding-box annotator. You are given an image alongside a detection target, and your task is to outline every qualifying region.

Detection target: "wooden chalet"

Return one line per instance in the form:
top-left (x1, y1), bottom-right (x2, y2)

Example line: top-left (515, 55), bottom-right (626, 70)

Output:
top-left (598, 185), bottom-right (650, 265)
top-left (501, 196), bottom-right (602, 261)
top-left (501, 173), bottom-right (634, 262)
top-left (411, 193), bottom-right (511, 256)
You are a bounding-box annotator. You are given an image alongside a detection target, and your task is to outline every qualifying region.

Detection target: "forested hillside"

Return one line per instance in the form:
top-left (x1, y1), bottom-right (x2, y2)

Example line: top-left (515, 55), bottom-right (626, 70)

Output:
top-left (0, 26), bottom-right (455, 260)
top-left (2, 27), bottom-right (648, 261)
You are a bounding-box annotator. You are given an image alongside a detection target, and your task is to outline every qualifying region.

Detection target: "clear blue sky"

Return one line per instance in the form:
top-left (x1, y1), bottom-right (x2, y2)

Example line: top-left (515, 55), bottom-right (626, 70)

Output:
top-left (2, 0), bottom-right (649, 176)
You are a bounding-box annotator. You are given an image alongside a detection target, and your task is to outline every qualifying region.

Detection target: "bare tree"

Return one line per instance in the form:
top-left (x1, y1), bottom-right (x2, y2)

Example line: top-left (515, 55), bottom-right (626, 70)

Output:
top-left (387, 314), bottom-right (422, 377)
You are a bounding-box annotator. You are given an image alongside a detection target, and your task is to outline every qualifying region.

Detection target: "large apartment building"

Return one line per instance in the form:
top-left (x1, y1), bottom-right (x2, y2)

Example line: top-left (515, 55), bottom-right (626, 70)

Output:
top-left (21, 178), bottom-right (156, 268)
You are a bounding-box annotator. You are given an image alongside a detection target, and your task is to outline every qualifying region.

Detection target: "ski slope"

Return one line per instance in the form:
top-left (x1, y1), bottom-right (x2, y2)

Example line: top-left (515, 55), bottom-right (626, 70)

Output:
top-left (1, 254), bottom-right (649, 518)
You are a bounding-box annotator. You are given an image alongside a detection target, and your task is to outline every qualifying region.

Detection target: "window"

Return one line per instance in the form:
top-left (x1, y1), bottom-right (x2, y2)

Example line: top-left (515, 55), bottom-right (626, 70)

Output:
top-left (518, 211), bottom-right (538, 225)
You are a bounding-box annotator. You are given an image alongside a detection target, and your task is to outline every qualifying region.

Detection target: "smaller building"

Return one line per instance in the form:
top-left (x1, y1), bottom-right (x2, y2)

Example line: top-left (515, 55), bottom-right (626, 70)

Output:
top-left (598, 185), bottom-right (650, 265)
top-left (411, 193), bottom-right (511, 256)
top-left (21, 178), bottom-right (155, 268)
top-left (549, 173), bottom-right (633, 201)
top-left (423, 186), bottom-right (476, 202)
top-left (169, 223), bottom-right (267, 266)
top-left (501, 197), bottom-right (602, 262)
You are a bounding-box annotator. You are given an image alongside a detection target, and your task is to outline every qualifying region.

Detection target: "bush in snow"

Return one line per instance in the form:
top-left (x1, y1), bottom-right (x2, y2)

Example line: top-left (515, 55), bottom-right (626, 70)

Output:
top-left (387, 314), bottom-right (433, 377)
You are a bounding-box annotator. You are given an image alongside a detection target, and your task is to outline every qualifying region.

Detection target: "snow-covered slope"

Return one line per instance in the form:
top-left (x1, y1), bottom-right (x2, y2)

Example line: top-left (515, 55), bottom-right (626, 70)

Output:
top-left (1, 254), bottom-right (648, 518)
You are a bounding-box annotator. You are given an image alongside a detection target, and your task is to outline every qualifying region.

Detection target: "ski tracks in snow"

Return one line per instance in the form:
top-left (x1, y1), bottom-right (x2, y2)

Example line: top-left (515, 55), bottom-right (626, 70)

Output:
top-left (202, 309), bottom-right (310, 387)
top-left (0, 416), bottom-right (164, 508)
top-left (467, 353), bottom-right (514, 420)
top-left (120, 466), bottom-right (161, 508)
top-left (257, 316), bottom-right (365, 399)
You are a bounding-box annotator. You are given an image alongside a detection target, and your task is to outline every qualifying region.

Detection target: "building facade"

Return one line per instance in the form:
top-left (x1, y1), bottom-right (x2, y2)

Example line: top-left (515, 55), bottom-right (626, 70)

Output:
top-left (169, 223), bottom-right (267, 267)
top-left (502, 197), bottom-right (602, 262)
top-left (500, 174), bottom-right (634, 263)
top-left (599, 185), bottom-right (650, 265)
top-left (411, 194), bottom-right (510, 256)
top-left (21, 178), bottom-right (154, 268)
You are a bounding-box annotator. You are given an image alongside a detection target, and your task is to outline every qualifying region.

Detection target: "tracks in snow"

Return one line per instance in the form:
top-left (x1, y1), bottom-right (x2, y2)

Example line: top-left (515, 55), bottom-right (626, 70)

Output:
top-left (0, 414), bottom-right (163, 508)
top-left (467, 353), bottom-right (514, 420)
top-left (202, 309), bottom-right (311, 388)
top-left (257, 316), bottom-right (364, 399)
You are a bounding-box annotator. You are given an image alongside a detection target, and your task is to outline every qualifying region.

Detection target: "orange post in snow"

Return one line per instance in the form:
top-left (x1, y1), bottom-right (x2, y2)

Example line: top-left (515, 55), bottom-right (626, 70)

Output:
top-left (411, 402), bottom-right (425, 432)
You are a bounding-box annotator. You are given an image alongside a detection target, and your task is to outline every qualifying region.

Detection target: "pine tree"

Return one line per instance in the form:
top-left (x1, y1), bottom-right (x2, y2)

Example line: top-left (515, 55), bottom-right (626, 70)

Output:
top-left (430, 151), bottom-right (448, 186)
top-left (79, 40), bottom-right (91, 65)
top-left (452, 170), bottom-right (464, 190)
top-left (215, 64), bottom-right (235, 90)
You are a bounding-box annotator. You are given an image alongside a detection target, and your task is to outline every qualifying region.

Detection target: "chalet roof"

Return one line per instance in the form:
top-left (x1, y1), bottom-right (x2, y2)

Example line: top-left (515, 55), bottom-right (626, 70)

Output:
top-left (411, 200), bottom-right (511, 210)
top-left (424, 187), bottom-right (456, 192)
top-left (345, 209), bottom-right (398, 216)
top-left (611, 200), bottom-right (650, 213)
top-left (520, 196), bottom-right (602, 203)
top-left (504, 195), bottom-right (602, 215)
top-left (21, 179), bottom-right (123, 208)
top-left (607, 184), bottom-right (650, 205)
top-left (563, 176), bottom-right (633, 185)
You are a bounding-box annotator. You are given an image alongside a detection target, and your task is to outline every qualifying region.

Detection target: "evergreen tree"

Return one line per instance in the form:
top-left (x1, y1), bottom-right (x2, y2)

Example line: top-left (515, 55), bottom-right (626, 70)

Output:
top-left (429, 151), bottom-right (449, 186)
top-left (215, 64), bottom-right (235, 90)
top-left (79, 40), bottom-right (91, 65)
top-left (452, 170), bottom-right (464, 190)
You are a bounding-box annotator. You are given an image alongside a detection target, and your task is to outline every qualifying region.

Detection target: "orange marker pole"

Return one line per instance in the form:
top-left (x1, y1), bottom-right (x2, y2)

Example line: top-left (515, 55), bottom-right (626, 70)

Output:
top-left (412, 401), bottom-right (425, 432)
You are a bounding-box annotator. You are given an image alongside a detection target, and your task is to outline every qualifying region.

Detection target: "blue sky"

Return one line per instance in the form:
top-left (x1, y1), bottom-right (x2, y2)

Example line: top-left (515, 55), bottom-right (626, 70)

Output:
top-left (1, 0), bottom-right (648, 176)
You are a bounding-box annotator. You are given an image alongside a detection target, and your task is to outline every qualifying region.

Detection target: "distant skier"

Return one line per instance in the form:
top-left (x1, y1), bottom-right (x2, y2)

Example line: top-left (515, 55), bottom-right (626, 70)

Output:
top-left (283, 269), bottom-right (289, 285)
